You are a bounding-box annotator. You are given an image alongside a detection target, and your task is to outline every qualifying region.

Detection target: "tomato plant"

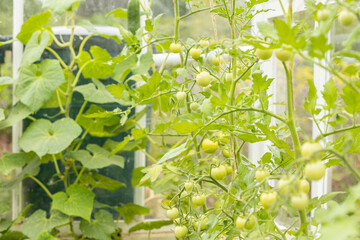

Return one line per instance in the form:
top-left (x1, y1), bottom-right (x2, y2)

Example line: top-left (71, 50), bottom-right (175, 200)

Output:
top-left (1, 0), bottom-right (360, 239)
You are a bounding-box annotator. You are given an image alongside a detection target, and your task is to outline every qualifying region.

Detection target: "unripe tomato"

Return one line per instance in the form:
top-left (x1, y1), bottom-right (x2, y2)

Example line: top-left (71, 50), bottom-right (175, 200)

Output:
top-left (291, 193), bottom-right (309, 210)
top-left (223, 149), bottom-right (230, 158)
top-left (190, 102), bottom-right (200, 111)
top-left (255, 169), bottom-right (270, 182)
top-left (167, 208), bottom-right (179, 219)
top-left (199, 39), bottom-right (209, 47)
top-left (212, 56), bottom-right (224, 66)
top-left (275, 49), bottom-right (292, 62)
top-left (298, 179), bottom-right (310, 193)
top-left (278, 176), bottom-right (291, 194)
top-left (190, 48), bottom-right (201, 59)
top-left (260, 192), bottom-right (278, 209)
top-left (225, 73), bottom-right (233, 82)
top-left (236, 215), bottom-right (255, 230)
top-left (256, 49), bottom-right (273, 60)
top-left (317, 9), bottom-right (331, 21)
top-left (304, 161), bottom-right (326, 181)
top-left (202, 138), bottom-right (218, 153)
top-left (180, 190), bottom-right (189, 198)
top-left (224, 164), bottom-right (232, 175)
top-left (217, 131), bottom-right (230, 143)
top-left (194, 216), bottom-right (208, 230)
top-left (211, 165), bottom-right (227, 180)
top-left (192, 193), bottom-right (206, 206)
top-left (196, 71), bottom-right (211, 87)
top-left (301, 142), bottom-right (322, 158)
top-left (184, 181), bottom-right (194, 192)
top-left (170, 43), bottom-right (182, 53)
top-left (200, 99), bottom-right (212, 115)
top-left (338, 10), bottom-right (356, 26)
top-left (174, 225), bottom-right (188, 239)
top-left (176, 91), bottom-right (186, 101)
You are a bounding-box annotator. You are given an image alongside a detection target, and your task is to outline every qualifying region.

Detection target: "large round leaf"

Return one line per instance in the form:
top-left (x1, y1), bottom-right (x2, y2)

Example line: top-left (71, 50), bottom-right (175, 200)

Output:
top-left (15, 59), bottom-right (65, 112)
top-left (19, 118), bottom-right (82, 157)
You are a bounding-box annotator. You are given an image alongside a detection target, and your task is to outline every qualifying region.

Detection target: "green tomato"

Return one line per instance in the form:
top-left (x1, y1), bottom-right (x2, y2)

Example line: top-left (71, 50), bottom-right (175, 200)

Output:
top-left (225, 73), bottom-right (233, 82)
top-left (180, 190), bottom-right (189, 199)
top-left (301, 142), bottom-right (322, 158)
top-left (184, 181), bottom-right (194, 192)
top-left (190, 102), bottom-right (200, 111)
top-left (192, 193), bottom-right (207, 206)
top-left (199, 39), bottom-right (209, 47)
top-left (176, 91), bottom-right (186, 101)
top-left (291, 193), bottom-right (309, 210)
top-left (167, 208), bottom-right (179, 219)
top-left (278, 176), bottom-right (292, 194)
top-left (304, 161), bottom-right (326, 181)
top-left (194, 216), bottom-right (208, 230)
top-left (255, 169), bottom-right (270, 182)
top-left (224, 164), bottom-right (233, 175)
top-left (211, 165), bottom-right (227, 180)
top-left (170, 43), bottom-right (182, 53)
top-left (202, 138), bottom-right (218, 153)
top-left (217, 131), bottom-right (230, 143)
top-left (236, 215), bottom-right (255, 230)
top-left (174, 225), bottom-right (188, 239)
top-left (256, 48), bottom-right (273, 60)
top-left (212, 56), bottom-right (224, 66)
top-left (260, 192), bottom-right (278, 209)
top-left (298, 179), bottom-right (310, 194)
top-left (338, 10), bottom-right (356, 26)
top-left (196, 71), bottom-right (211, 87)
top-left (190, 48), bottom-right (202, 59)
top-left (223, 149), bottom-right (230, 158)
top-left (275, 49), bottom-right (292, 62)
top-left (317, 9), bottom-right (331, 21)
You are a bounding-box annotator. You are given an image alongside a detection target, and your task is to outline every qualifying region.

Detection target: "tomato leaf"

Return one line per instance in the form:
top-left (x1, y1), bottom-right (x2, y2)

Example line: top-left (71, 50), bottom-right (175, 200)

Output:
top-left (157, 143), bottom-right (188, 164)
top-left (128, 220), bottom-right (172, 233)
top-left (116, 203), bottom-right (150, 224)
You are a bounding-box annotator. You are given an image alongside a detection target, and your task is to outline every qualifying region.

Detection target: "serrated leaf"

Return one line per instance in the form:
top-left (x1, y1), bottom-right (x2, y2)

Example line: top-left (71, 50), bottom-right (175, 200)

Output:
top-left (80, 210), bottom-right (116, 240)
top-left (322, 79), bottom-right (337, 109)
top-left (116, 203), bottom-right (150, 224)
top-left (252, 73), bottom-right (273, 94)
top-left (257, 22), bottom-right (277, 39)
top-left (19, 118), bottom-right (82, 157)
top-left (43, 0), bottom-right (84, 15)
top-left (305, 80), bottom-right (317, 114)
top-left (132, 51), bottom-right (154, 75)
top-left (15, 59), bottom-right (65, 112)
top-left (309, 33), bottom-right (332, 59)
top-left (0, 152), bottom-right (32, 175)
top-left (157, 143), bottom-right (187, 164)
top-left (70, 144), bottom-right (124, 169)
top-left (236, 133), bottom-right (264, 143)
top-left (128, 220), bottom-right (172, 233)
top-left (17, 11), bottom-right (51, 44)
top-left (259, 152), bottom-right (272, 164)
top-left (22, 210), bottom-right (69, 240)
top-left (341, 85), bottom-right (360, 114)
top-left (21, 30), bottom-right (51, 66)
top-left (52, 184), bottom-right (95, 221)
top-left (77, 105), bottom-right (120, 137)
